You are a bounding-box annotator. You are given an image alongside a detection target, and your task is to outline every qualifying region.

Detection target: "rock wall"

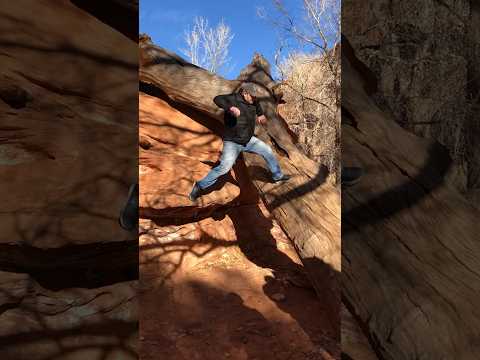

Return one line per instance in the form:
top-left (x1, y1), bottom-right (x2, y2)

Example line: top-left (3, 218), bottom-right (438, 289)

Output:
top-left (343, 0), bottom-right (480, 202)
top-left (0, 1), bottom-right (138, 358)
top-left (342, 33), bottom-right (480, 360)
top-left (138, 90), bottom-right (341, 359)
top-left (466, 2), bottom-right (480, 203)
top-left (138, 90), bottom-right (250, 222)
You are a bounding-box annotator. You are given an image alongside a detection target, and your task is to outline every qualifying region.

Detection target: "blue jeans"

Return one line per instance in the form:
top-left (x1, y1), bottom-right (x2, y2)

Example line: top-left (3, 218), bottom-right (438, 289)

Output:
top-left (197, 136), bottom-right (284, 190)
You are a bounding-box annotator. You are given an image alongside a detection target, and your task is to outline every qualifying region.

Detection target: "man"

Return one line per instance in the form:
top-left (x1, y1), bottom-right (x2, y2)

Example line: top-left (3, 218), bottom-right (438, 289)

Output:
top-left (189, 83), bottom-right (290, 201)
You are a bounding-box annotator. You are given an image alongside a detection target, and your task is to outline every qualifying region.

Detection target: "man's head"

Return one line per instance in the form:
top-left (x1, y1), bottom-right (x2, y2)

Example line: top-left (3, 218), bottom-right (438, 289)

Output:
top-left (239, 83), bottom-right (256, 104)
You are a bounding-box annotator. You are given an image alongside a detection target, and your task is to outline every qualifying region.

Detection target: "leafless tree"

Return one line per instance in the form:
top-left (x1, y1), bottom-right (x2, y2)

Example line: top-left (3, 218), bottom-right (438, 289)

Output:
top-left (259, 0), bottom-right (340, 103)
top-left (182, 16), bottom-right (234, 75)
top-left (258, 0), bottom-right (341, 183)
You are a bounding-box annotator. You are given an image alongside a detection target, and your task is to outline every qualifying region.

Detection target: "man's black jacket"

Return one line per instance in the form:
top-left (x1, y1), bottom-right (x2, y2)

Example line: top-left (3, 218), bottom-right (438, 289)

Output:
top-left (213, 92), bottom-right (264, 145)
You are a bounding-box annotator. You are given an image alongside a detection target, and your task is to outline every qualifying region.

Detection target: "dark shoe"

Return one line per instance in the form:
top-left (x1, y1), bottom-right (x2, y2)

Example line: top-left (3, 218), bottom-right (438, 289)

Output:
top-left (119, 183), bottom-right (139, 231)
top-left (341, 167), bottom-right (363, 186)
top-left (273, 174), bottom-right (291, 183)
top-left (189, 182), bottom-right (202, 202)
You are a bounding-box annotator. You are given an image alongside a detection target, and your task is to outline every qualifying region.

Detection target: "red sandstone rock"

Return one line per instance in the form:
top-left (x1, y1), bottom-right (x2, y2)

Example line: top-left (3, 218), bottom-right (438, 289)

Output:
top-left (139, 94), bottom-right (223, 161)
top-left (139, 150), bottom-right (240, 218)
top-left (0, 1), bottom-right (137, 248)
top-left (139, 93), bottom-right (241, 219)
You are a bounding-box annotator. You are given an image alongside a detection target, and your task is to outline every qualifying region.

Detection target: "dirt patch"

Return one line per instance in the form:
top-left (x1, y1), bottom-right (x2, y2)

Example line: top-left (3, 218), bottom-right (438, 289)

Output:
top-left (139, 203), bottom-right (340, 359)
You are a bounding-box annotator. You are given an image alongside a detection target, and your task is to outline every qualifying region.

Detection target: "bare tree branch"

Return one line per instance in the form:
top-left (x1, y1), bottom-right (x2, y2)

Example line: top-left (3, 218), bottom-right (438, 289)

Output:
top-left (259, 0), bottom-right (341, 182)
top-left (181, 16), bottom-right (234, 75)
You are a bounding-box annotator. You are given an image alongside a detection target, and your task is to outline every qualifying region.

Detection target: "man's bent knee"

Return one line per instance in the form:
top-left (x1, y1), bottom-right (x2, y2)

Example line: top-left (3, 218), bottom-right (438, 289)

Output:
top-left (215, 159), bottom-right (235, 175)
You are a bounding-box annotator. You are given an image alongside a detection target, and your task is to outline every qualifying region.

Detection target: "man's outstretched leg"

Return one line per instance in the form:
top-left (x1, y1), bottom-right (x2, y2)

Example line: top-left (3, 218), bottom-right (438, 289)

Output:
top-left (189, 141), bottom-right (240, 201)
top-left (244, 136), bottom-right (290, 183)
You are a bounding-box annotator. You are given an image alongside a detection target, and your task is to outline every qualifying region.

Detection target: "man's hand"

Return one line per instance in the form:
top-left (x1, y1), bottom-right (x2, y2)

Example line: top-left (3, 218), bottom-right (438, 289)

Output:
top-left (229, 106), bottom-right (241, 117)
top-left (256, 115), bottom-right (267, 125)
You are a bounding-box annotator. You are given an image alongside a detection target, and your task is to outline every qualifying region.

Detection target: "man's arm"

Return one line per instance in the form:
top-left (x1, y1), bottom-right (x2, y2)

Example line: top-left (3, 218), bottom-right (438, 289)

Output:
top-left (213, 94), bottom-right (236, 110)
top-left (213, 94), bottom-right (241, 117)
top-left (257, 114), bottom-right (267, 124)
top-left (255, 101), bottom-right (267, 124)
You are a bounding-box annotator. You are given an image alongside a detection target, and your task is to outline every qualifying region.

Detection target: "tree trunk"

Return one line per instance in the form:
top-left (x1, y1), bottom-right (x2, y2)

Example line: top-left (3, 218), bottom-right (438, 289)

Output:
top-left (139, 41), bottom-right (341, 334)
top-left (342, 36), bottom-right (480, 359)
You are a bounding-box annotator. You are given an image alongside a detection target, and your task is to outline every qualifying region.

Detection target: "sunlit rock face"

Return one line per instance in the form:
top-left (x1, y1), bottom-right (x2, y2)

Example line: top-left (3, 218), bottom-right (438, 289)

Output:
top-left (138, 93), bottom-right (242, 220)
top-left (137, 64), bottom-right (340, 359)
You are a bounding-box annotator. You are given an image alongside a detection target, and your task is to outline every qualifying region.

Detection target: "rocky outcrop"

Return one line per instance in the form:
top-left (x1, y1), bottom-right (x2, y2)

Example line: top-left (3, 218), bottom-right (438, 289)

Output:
top-left (139, 43), bottom-right (341, 337)
top-left (342, 33), bottom-right (480, 360)
top-left (139, 93), bottom-right (242, 220)
top-left (0, 1), bottom-right (138, 358)
top-left (343, 0), bottom-right (480, 203)
top-left (341, 304), bottom-right (378, 360)
top-left (0, 1), bottom-right (138, 248)
top-left (70, 0), bottom-right (138, 42)
top-left (0, 271), bottom-right (137, 360)
top-left (139, 196), bottom-right (341, 359)
top-left (465, 2), bottom-right (480, 203)
top-left (138, 41), bottom-right (340, 358)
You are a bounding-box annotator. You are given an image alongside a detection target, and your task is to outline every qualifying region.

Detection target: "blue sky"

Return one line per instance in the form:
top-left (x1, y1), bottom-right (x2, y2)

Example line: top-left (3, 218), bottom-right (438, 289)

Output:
top-left (140, 0), bottom-right (310, 79)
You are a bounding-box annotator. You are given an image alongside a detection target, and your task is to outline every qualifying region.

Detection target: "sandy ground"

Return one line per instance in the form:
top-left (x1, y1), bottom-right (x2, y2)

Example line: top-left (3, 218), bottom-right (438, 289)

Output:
top-left (139, 203), bottom-right (340, 360)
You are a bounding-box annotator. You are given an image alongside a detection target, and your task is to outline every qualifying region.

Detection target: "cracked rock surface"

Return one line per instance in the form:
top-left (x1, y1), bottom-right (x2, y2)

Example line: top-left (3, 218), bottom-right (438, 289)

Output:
top-left (342, 33), bottom-right (480, 360)
top-left (343, 0), bottom-right (480, 204)
top-left (0, 1), bottom-right (138, 359)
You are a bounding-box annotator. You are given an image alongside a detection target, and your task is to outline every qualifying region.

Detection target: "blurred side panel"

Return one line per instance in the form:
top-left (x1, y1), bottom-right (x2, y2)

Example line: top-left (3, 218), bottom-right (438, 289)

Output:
top-left (342, 0), bottom-right (480, 359)
top-left (0, 1), bottom-right (138, 359)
